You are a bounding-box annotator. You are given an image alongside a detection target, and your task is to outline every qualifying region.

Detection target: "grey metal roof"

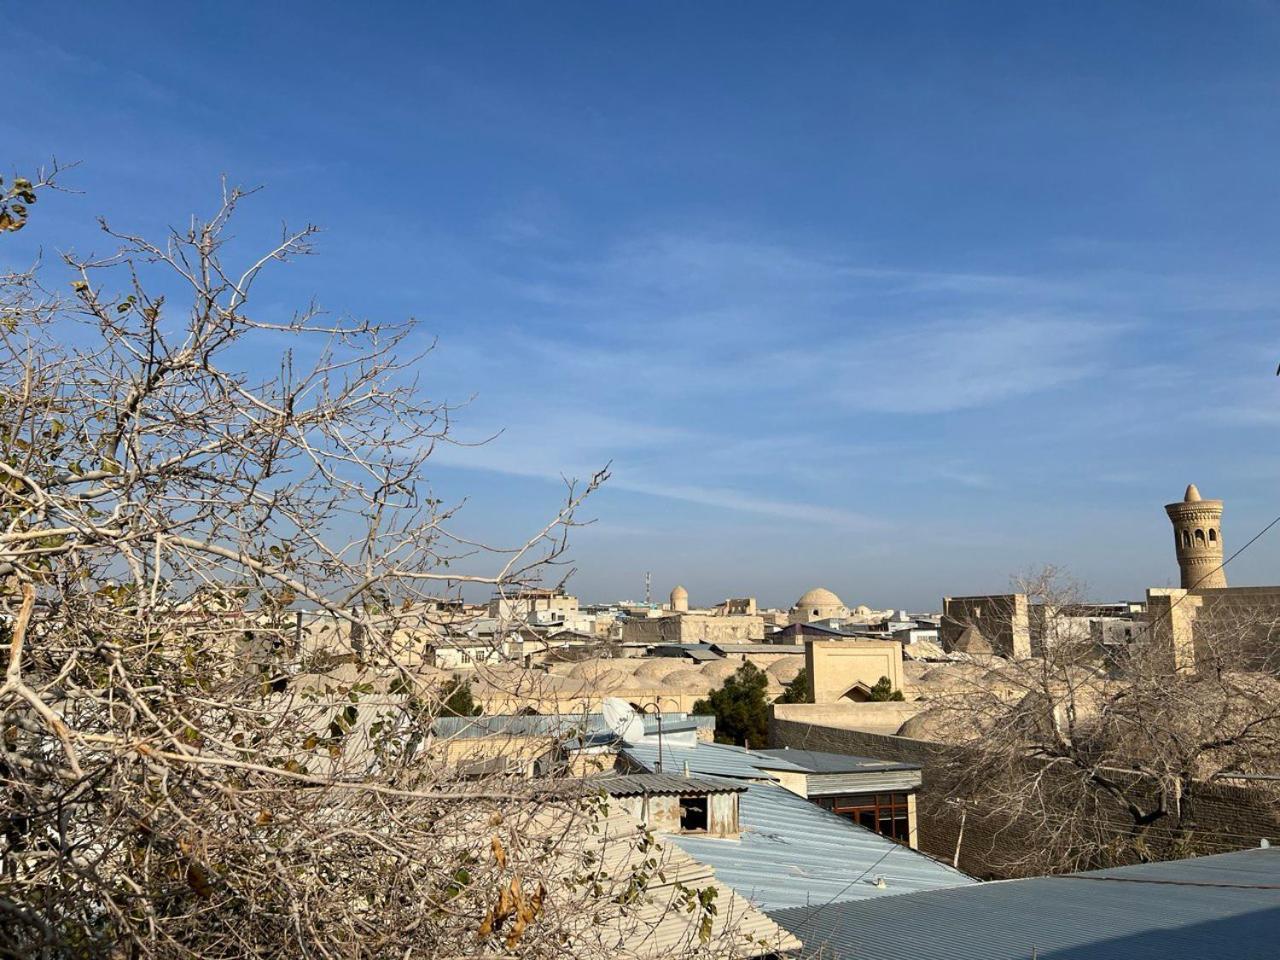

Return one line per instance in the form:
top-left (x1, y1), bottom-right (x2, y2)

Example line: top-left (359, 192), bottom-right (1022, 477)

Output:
top-left (651, 643), bottom-right (723, 661)
top-left (711, 643), bottom-right (805, 654)
top-left (684, 648), bottom-right (724, 662)
top-left (774, 623), bottom-right (860, 637)
top-left (771, 847), bottom-right (1280, 960)
top-left (752, 748), bottom-right (920, 775)
top-left (432, 712), bottom-right (713, 739)
top-left (594, 773), bottom-right (747, 797)
top-left (665, 782), bottom-right (973, 912)
top-left (622, 740), bottom-right (808, 779)
top-left (565, 720), bottom-right (702, 751)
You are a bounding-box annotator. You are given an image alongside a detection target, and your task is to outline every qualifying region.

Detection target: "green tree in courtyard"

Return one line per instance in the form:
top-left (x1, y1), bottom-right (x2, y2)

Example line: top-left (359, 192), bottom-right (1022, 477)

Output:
top-left (440, 678), bottom-right (482, 717)
top-left (775, 666), bottom-right (812, 704)
top-left (693, 662), bottom-right (770, 747)
top-left (867, 675), bottom-right (905, 702)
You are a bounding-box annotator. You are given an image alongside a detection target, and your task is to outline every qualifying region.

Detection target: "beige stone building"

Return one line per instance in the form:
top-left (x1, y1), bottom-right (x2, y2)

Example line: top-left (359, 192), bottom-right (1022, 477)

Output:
top-left (486, 588), bottom-right (579, 622)
top-left (805, 639), bottom-right (905, 702)
top-left (940, 594), bottom-right (1032, 659)
top-left (789, 587), bottom-right (850, 624)
top-left (620, 612), bottom-right (765, 645)
top-left (715, 596), bottom-right (758, 616)
top-left (1147, 484), bottom-right (1280, 671)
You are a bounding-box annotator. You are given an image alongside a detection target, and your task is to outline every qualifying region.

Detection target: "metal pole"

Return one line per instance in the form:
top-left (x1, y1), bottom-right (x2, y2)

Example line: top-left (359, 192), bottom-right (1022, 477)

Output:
top-left (657, 709), bottom-right (664, 774)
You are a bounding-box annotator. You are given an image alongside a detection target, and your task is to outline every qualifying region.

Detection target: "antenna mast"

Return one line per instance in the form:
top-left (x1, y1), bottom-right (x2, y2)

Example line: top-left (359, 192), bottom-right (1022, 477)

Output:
top-left (645, 571), bottom-right (651, 606)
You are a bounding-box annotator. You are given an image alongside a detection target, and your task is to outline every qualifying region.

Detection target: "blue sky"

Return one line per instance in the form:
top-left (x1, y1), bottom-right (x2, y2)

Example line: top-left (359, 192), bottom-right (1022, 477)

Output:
top-left (8, 1), bottom-right (1280, 609)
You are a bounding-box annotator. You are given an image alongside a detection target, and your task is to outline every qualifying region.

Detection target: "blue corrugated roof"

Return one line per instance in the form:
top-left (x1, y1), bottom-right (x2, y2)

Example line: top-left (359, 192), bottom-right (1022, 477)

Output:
top-left (667, 782), bottom-right (973, 912)
top-left (621, 739), bottom-right (972, 912)
top-left (752, 748), bottom-right (920, 775)
top-left (772, 847), bottom-right (1280, 960)
top-left (595, 772), bottom-right (747, 797)
top-left (622, 740), bottom-right (807, 779)
top-left (564, 721), bottom-right (702, 751)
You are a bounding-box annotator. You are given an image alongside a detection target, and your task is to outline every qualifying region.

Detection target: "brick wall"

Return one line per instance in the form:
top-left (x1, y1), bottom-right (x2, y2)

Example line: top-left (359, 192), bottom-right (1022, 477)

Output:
top-left (770, 715), bottom-right (1280, 879)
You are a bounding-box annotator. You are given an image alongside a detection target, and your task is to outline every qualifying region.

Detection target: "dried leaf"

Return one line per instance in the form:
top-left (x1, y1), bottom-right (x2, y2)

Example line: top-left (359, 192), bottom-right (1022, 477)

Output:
top-left (187, 861), bottom-right (214, 899)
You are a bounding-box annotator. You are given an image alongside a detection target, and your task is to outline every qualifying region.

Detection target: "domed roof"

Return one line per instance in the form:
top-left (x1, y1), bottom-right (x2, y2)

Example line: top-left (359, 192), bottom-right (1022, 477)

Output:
top-left (766, 658), bottom-right (803, 683)
top-left (1185, 483), bottom-right (1202, 503)
top-left (794, 587), bottom-right (843, 610)
top-left (670, 585), bottom-right (688, 598)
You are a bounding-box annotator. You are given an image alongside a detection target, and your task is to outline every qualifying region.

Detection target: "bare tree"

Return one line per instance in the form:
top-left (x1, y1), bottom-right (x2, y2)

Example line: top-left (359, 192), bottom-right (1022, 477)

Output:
top-left (927, 568), bottom-right (1280, 875)
top-left (0, 176), bottom-right (767, 958)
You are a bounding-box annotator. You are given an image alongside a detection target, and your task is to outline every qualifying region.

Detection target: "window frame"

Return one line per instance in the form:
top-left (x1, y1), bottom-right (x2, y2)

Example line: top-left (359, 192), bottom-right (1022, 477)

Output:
top-left (814, 791), bottom-right (911, 843)
top-left (678, 795), bottom-right (709, 833)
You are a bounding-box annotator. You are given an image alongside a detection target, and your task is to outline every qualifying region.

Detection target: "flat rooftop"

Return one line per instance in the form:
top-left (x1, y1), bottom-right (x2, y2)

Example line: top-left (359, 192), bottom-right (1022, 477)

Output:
top-left (751, 747), bottom-right (920, 774)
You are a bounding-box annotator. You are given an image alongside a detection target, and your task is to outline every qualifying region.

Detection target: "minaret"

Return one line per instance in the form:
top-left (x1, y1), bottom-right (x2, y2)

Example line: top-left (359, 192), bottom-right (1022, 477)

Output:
top-left (1165, 483), bottom-right (1226, 590)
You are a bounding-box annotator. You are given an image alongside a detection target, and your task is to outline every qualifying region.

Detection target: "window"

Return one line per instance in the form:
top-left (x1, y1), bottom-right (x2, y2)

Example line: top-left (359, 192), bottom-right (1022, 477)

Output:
top-left (1182, 530), bottom-right (1191, 548)
top-left (1209, 529), bottom-right (1218, 543)
top-left (1195, 529), bottom-right (1206, 546)
top-left (815, 792), bottom-right (911, 843)
top-left (679, 795), bottom-right (709, 833)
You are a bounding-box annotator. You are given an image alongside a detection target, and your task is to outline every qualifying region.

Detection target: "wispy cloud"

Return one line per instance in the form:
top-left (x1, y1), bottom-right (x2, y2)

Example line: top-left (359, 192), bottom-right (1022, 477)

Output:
top-left (817, 314), bottom-right (1122, 414)
top-left (415, 223), bottom-right (1276, 552)
top-left (428, 431), bottom-right (883, 530)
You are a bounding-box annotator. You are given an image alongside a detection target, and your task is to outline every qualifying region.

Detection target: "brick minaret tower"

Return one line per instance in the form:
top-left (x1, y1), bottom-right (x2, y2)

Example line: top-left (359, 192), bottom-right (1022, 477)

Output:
top-left (1165, 483), bottom-right (1226, 590)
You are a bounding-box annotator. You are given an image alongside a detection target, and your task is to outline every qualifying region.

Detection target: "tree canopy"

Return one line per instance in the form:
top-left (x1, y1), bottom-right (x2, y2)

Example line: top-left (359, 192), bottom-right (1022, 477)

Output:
top-left (774, 666), bottom-right (812, 704)
top-left (0, 172), bottom-right (627, 957)
top-left (867, 675), bottom-right (905, 701)
top-left (693, 662), bottom-right (770, 747)
top-left (440, 677), bottom-right (481, 717)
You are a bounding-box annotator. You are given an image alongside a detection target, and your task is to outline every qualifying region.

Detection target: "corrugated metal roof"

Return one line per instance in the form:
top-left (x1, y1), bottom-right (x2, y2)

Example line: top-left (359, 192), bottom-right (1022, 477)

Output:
top-left (712, 643), bottom-right (805, 654)
top-left (771, 847), bottom-right (1280, 960)
top-left (650, 643), bottom-right (723, 661)
top-left (595, 773), bottom-right (747, 797)
top-left (432, 712), bottom-right (713, 739)
top-left (619, 740), bottom-right (967, 911)
top-left (622, 740), bottom-right (807, 779)
top-left (538, 798), bottom-right (801, 956)
top-left (684, 648), bottom-right (723, 662)
top-left (651, 642), bottom-right (715, 651)
top-left (665, 782), bottom-right (974, 912)
top-left (802, 769), bottom-right (923, 795)
top-left (752, 748), bottom-right (920, 774)
top-left (565, 722), bottom-right (703, 752)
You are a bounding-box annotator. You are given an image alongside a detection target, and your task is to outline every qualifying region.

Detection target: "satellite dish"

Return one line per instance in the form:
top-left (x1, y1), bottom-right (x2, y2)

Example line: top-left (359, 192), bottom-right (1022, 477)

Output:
top-left (602, 697), bottom-right (645, 745)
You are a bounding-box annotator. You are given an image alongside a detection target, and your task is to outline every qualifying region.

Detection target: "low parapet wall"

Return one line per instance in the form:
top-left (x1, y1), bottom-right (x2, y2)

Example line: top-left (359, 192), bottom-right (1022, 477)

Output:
top-left (771, 701), bottom-right (923, 735)
top-left (770, 711), bottom-right (1280, 880)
